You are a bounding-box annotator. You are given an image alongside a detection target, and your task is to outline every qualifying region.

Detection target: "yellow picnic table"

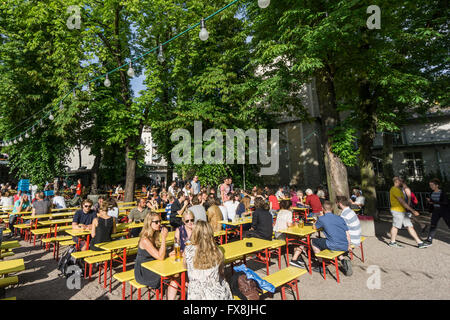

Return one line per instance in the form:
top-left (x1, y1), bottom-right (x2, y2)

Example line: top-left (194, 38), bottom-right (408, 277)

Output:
top-left (221, 237), bottom-right (275, 275)
top-left (0, 259), bottom-right (25, 275)
top-left (65, 229), bottom-right (92, 250)
top-left (279, 225), bottom-right (319, 274)
top-left (219, 218), bottom-right (252, 241)
top-left (141, 256), bottom-right (187, 300)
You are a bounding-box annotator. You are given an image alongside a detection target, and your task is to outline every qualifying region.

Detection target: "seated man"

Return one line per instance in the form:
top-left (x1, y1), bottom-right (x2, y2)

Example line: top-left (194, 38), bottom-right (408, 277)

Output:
top-left (72, 199), bottom-right (97, 251)
top-left (290, 201), bottom-right (352, 276)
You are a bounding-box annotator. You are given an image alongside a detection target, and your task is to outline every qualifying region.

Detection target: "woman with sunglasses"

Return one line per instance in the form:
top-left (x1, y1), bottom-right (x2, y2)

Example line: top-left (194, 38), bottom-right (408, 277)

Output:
top-left (174, 210), bottom-right (195, 252)
top-left (135, 213), bottom-right (179, 300)
top-left (184, 220), bottom-right (232, 300)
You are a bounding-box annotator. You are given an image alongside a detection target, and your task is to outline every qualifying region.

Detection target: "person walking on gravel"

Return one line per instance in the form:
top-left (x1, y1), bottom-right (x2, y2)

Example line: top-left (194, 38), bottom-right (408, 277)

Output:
top-left (389, 177), bottom-right (428, 249)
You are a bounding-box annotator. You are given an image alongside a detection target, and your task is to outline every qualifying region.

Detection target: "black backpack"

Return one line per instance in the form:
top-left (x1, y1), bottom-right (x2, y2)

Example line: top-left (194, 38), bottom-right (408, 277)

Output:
top-left (57, 245), bottom-right (83, 278)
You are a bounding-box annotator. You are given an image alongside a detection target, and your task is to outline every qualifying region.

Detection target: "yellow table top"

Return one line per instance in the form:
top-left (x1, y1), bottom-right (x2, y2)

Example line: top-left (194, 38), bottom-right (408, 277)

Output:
top-left (141, 256), bottom-right (187, 277)
top-left (65, 229), bottom-right (91, 237)
top-left (220, 238), bottom-right (274, 261)
top-left (0, 259), bottom-right (25, 275)
top-left (21, 212), bottom-right (75, 220)
top-left (219, 218), bottom-right (252, 226)
top-left (291, 207), bottom-right (309, 211)
top-left (95, 231), bottom-right (175, 251)
top-left (279, 225), bottom-right (318, 237)
top-left (116, 222), bottom-right (144, 231)
top-left (152, 209), bottom-right (165, 214)
top-left (38, 218), bottom-right (73, 226)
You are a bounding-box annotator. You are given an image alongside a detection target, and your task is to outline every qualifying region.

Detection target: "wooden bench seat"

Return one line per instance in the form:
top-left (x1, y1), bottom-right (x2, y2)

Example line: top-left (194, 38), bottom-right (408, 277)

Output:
top-left (0, 276), bottom-right (18, 288)
top-left (42, 235), bottom-right (73, 244)
top-left (262, 266), bottom-right (307, 299)
top-left (0, 241), bottom-right (20, 250)
top-left (129, 279), bottom-right (161, 300)
top-left (350, 236), bottom-right (366, 262)
top-left (114, 270), bottom-right (136, 300)
top-left (315, 249), bottom-right (346, 283)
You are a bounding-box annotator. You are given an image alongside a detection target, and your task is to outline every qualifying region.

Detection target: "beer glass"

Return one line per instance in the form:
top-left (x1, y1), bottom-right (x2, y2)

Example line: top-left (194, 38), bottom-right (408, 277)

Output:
top-left (174, 243), bottom-right (181, 262)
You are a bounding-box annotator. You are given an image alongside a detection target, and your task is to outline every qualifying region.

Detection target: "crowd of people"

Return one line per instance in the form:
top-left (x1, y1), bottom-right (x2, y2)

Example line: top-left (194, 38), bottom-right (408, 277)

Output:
top-left (0, 174), bottom-right (448, 300)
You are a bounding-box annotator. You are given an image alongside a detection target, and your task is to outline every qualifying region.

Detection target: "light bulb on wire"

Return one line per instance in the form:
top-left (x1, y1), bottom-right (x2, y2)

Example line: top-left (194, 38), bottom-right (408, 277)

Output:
top-left (199, 18), bottom-right (209, 41)
top-left (157, 45), bottom-right (165, 63)
top-left (127, 62), bottom-right (135, 78)
top-left (59, 100), bottom-right (64, 110)
top-left (49, 113), bottom-right (54, 121)
top-left (258, 0), bottom-right (270, 8)
top-left (104, 74), bottom-right (111, 87)
top-left (18, 136), bottom-right (23, 142)
top-left (25, 132), bottom-right (29, 139)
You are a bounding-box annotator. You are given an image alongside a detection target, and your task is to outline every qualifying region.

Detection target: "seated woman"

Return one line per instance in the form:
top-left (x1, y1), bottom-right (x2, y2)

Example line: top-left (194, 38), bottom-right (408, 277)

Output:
top-left (184, 220), bottom-right (232, 300)
top-left (90, 203), bottom-right (116, 251)
top-left (175, 210), bottom-right (195, 252)
top-left (243, 197), bottom-right (273, 241)
top-left (134, 213), bottom-right (179, 300)
top-left (273, 200), bottom-right (295, 239)
top-left (206, 198), bottom-right (223, 232)
top-left (236, 196), bottom-right (252, 218)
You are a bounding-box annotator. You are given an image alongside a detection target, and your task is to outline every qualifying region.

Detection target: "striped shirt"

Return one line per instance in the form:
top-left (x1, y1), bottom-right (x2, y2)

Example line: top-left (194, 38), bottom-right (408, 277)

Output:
top-left (340, 207), bottom-right (361, 246)
top-left (431, 192), bottom-right (441, 208)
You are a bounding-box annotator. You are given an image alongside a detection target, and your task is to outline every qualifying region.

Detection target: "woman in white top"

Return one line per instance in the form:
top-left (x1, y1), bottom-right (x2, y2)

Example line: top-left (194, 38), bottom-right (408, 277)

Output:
top-left (223, 192), bottom-right (240, 222)
top-left (273, 200), bottom-right (295, 239)
top-left (182, 182), bottom-right (191, 197)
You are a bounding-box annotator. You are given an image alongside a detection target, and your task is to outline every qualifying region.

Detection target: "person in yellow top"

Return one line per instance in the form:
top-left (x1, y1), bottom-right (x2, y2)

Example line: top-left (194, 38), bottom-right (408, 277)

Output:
top-left (389, 177), bottom-right (428, 249)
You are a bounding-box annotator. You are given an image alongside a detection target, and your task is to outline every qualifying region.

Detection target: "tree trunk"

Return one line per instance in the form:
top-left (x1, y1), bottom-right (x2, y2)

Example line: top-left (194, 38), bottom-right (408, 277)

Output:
top-left (382, 132), bottom-right (394, 185)
top-left (124, 142), bottom-right (136, 202)
top-left (78, 145), bottom-right (82, 169)
top-left (314, 68), bottom-right (350, 207)
top-left (358, 79), bottom-right (378, 219)
top-left (90, 152), bottom-right (101, 195)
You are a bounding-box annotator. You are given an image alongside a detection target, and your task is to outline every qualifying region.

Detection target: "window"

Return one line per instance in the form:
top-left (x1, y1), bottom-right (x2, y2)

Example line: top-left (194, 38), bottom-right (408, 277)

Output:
top-left (404, 152), bottom-right (424, 180)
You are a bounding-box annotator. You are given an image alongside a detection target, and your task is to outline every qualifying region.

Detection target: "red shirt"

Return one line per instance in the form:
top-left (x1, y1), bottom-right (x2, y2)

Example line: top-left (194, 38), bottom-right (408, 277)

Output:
top-left (76, 183), bottom-right (82, 196)
top-left (268, 195), bottom-right (280, 210)
top-left (305, 194), bottom-right (323, 213)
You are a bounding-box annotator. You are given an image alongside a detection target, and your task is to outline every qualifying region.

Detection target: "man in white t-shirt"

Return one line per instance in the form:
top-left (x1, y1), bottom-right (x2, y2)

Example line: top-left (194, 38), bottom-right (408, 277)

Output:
top-left (52, 191), bottom-right (67, 209)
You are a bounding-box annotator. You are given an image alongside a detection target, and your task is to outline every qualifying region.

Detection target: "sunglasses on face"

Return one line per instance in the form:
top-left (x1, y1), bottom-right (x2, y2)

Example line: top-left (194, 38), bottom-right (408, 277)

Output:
top-left (84, 205), bottom-right (92, 208)
top-left (184, 219), bottom-right (194, 223)
top-left (151, 220), bottom-right (161, 225)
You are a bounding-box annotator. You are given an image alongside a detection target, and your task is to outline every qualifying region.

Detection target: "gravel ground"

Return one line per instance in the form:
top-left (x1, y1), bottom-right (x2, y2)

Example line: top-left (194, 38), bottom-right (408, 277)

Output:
top-left (4, 211), bottom-right (450, 300)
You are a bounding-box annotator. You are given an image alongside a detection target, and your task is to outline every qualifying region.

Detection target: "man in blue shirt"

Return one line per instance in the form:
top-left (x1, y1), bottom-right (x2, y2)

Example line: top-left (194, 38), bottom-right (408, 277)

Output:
top-left (290, 201), bottom-right (352, 276)
top-left (72, 199), bottom-right (97, 250)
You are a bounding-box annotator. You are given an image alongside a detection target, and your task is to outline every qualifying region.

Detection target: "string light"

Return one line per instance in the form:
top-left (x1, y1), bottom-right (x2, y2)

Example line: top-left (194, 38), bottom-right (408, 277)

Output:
top-left (199, 18), bottom-right (209, 41)
top-left (157, 44), bottom-right (165, 63)
top-left (25, 132), bottom-right (29, 138)
top-left (49, 113), bottom-right (54, 121)
top-left (18, 136), bottom-right (23, 142)
top-left (258, 0), bottom-right (270, 9)
top-left (127, 62), bottom-right (135, 78)
top-left (59, 100), bottom-right (64, 110)
top-left (104, 74), bottom-right (111, 87)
